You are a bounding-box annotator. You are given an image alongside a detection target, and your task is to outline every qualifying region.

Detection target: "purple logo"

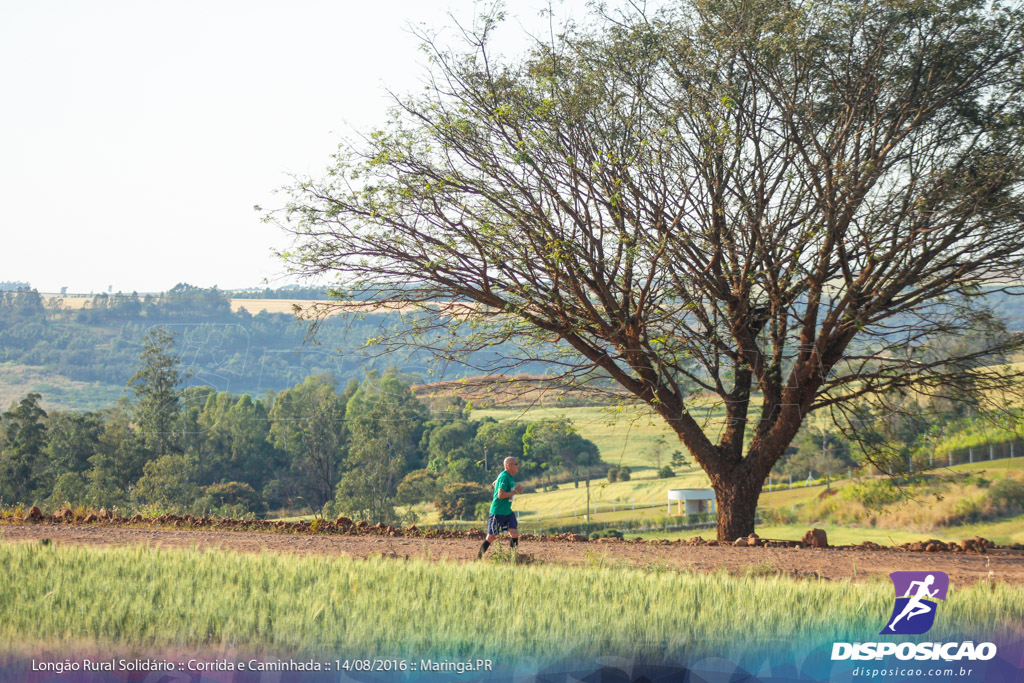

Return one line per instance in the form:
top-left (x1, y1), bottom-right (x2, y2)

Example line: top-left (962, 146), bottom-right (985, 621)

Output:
top-left (881, 571), bottom-right (949, 635)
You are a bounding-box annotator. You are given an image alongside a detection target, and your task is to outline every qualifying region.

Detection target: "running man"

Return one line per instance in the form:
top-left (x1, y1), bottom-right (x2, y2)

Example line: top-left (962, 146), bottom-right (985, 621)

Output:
top-left (477, 456), bottom-right (524, 559)
top-left (888, 574), bottom-right (939, 631)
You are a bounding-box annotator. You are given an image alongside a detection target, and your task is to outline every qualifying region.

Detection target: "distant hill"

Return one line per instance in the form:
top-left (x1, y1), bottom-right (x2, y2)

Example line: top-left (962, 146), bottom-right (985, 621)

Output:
top-left (0, 283), bottom-right (547, 411)
top-left (412, 374), bottom-right (628, 409)
top-left (4, 282), bottom-right (1023, 412)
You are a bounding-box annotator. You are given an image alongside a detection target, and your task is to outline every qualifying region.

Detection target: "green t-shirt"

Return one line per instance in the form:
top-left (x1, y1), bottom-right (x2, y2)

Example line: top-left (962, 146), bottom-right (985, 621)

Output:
top-left (489, 470), bottom-right (516, 515)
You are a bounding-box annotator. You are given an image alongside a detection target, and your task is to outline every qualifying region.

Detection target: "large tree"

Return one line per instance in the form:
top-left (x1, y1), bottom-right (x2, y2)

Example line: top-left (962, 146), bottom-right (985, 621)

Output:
top-left (274, 0), bottom-right (1024, 539)
top-left (0, 393), bottom-right (48, 503)
top-left (268, 375), bottom-right (350, 511)
top-left (127, 328), bottom-right (188, 457)
top-left (334, 370), bottom-right (428, 522)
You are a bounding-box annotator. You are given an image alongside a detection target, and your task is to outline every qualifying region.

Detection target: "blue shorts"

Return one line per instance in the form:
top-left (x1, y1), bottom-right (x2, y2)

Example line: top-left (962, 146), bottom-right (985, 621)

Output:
top-left (487, 513), bottom-right (518, 536)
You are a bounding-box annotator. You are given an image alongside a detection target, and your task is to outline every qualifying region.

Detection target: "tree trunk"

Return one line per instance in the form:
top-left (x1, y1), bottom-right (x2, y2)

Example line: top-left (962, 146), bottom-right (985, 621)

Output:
top-left (712, 470), bottom-right (764, 541)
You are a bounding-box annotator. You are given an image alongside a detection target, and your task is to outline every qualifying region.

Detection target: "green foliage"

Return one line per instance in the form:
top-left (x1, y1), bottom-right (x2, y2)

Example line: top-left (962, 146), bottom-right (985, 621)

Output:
top-left (607, 465), bottom-right (631, 483)
top-left (772, 427), bottom-right (854, 480)
top-left (0, 285), bottom-right (44, 319)
top-left (396, 469), bottom-right (441, 506)
top-left (43, 411), bottom-right (103, 480)
top-left (422, 419), bottom-right (480, 475)
top-left (130, 453), bottom-right (201, 511)
top-left (522, 418), bottom-right (600, 481)
top-left (761, 506), bottom-right (798, 526)
top-left (657, 466), bottom-right (675, 479)
top-left (197, 481), bottom-right (264, 514)
top-left (434, 482), bottom-right (490, 520)
top-left (840, 479), bottom-right (905, 510)
top-left (126, 328), bottom-right (186, 458)
top-left (986, 476), bottom-right (1024, 516)
top-left (269, 375), bottom-right (351, 510)
top-left (333, 370), bottom-right (427, 522)
top-left (473, 420), bottom-right (527, 479)
top-left (588, 528), bottom-right (624, 540)
top-left (48, 472), bottom-right (88, 507)
top-left (82, 453), bottom-right (129, 508)
top-left (0, 392), bottom-right (48, 503)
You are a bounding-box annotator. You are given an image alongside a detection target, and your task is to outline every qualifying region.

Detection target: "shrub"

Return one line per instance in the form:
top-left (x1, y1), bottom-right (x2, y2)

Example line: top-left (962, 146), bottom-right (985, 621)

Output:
top-left (131, 454), bottom-right (200, 511)
top-left (474, 501), bottom-right (491, 521)
top-left (951, 496), bottom-right (984, 524)
top-left (963, 473), bottom-right (991, 489)
top-left (761, 506), bottom-right (798, 525)
top-left (608, 466), bottom-right (632, 483)
top-left (589, 528), bottom-right (623, 540)
top-left (840, 479), bottom-right (904, 510)
top-left (986, 476), bottom-right (1024, 516)
top-left (197, 482), bottom-right (263, 513)
top-left (396, 469), bottom-right (440, 506)
top-left (657, 466), bottom-right (675, 479)
top-left (434, 482), bottom-right (491, 520)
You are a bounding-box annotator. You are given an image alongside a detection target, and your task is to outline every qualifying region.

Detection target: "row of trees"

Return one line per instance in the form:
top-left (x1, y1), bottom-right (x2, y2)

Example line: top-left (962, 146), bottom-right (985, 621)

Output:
top-left (0, 329), bottom-right (600, 521)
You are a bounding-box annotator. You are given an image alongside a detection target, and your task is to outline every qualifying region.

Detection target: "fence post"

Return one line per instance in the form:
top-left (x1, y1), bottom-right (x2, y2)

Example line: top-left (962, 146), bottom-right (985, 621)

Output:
top-left (990, 445), bottom-right (994, 461)
top-left (949, 452), bottom-right (952, 467)
top-left (970, 448), bottom-right (973, 464)
top-left (1012, 442), bottom-right (1015, 458)
top-left (929, 452), bottom-right (933, 468)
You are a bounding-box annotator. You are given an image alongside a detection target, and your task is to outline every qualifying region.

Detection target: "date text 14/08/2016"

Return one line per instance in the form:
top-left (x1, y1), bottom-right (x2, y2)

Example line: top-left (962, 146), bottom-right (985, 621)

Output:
top-left (340, 659), bottom-right (493, 674)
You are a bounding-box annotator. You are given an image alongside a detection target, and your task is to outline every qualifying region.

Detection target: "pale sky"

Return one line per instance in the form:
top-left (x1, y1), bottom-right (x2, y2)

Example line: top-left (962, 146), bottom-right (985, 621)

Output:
top-left (0, 0), bottom-right (591, 295)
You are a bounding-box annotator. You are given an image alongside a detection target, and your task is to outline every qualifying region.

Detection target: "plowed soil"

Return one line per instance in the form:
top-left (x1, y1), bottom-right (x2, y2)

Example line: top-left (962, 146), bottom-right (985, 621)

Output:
top-left (2, 522), bottom-right (1023, 586)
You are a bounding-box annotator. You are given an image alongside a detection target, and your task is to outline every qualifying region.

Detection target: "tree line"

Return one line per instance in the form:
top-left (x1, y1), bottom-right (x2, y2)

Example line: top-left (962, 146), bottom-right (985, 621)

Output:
top-left (0, 328), bottom-right (600, 522)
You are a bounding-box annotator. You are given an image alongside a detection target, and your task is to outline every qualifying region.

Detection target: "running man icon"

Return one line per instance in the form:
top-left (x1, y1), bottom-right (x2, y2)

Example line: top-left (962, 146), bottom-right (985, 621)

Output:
top-left (881, 571), bottom-right (949, 635)
top-left (888, 575), bottom-right (937, 630)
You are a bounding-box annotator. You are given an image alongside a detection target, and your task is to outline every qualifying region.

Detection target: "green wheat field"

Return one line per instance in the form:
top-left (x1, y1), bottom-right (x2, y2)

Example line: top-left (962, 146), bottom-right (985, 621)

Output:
top-left (0, 541), bottom-right (1020, 661)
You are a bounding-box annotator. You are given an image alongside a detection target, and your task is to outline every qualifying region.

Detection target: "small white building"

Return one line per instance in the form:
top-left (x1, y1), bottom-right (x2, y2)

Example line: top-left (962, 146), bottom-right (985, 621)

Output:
top-left (667, 488), bottom-right (716, 516)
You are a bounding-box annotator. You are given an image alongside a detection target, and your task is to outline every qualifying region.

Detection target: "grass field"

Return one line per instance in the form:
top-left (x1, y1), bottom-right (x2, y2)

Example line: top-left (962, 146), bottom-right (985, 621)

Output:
top-left (0, 362), bottom-right (124, 412)
top-left (408, 423), bottom-right (1024, 546)
top-left (623, 520), bottom-right (1024, 545)
top-left (0, 542), bottom-right (1020, 660)
top-left (473, 403), bottom-right (745, 472)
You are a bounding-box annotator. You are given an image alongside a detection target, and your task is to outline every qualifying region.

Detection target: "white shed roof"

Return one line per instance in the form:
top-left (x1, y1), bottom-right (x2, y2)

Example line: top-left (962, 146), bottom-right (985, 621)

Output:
top-left (667, 488), bottom-right (715, 501)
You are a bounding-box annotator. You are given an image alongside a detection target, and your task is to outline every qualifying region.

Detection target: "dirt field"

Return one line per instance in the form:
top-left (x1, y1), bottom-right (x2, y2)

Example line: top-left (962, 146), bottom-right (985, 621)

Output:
top-left (2, 523), bottom-right (1022, 587)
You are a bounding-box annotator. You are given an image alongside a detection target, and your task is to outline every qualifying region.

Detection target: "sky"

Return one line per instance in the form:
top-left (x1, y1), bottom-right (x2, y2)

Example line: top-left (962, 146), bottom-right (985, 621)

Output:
top-left (0, 0), bottom-right (593, 296)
